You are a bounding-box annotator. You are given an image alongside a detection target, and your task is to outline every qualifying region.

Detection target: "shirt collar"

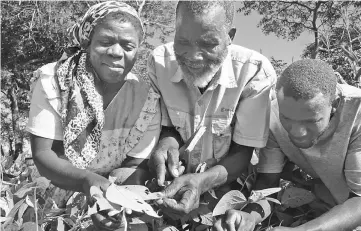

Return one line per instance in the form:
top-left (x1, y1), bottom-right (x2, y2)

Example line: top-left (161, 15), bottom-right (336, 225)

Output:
top-left (170, 49), bottom-right (237, 89)
top-left (170, 66), bottom-right (183, 83)
top-left (124, 72), bottom-right (139, 82)
top-left (212, 51), bottom-right (237, 89)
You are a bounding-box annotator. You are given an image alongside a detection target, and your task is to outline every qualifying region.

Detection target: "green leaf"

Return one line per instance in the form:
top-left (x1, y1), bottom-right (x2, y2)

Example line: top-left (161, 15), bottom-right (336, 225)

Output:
top-left (212, 190), bottom-right (247, 217)
top-left (118, 185), bottom-right (163, 201)
top-left (281, 187), bottom-right (316, 208)
top-left (19, 222), bottom-right (40, 231)
top-left (265, 197), bottom-right (281, 205)
top-left (66, 192), bottom-right (87, 218)
top-left (13, 182), bottom-right (36, 200)
top-left (248, 188), bottom-right (281, 203)
top-left (180, 202), bottom-right (213, 226)
top-left (0, 192), bottom-right (11, 216)
top-left (105, 184), bottom-right (160, 218)
top-left (25, 195), bottom-right (35, 208)
top-left (275, 211), bottom-right (294, 226)
top-left (33, 177), bottom-right (50, 194)
top-left (17, 203), bottom-right (29, 225)
top-left (3, 199), bottom-right (25, 228)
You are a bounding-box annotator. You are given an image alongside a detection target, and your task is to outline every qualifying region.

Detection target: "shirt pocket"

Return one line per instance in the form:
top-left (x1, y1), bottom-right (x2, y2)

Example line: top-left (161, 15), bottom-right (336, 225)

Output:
top-left (168, 109), bottom-right (188, 142)
top-left (212, 118), bottom-right (233, 160)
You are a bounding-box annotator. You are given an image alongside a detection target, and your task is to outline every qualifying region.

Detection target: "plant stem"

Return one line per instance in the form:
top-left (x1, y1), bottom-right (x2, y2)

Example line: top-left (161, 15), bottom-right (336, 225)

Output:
top-left (123, 209), bottom-right (127, 231)
top-left (34, 187), bottom-right (39, 231)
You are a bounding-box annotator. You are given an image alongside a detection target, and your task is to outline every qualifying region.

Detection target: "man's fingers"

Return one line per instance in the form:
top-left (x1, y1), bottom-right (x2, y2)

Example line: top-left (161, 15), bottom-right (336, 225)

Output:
top-left (167, 148), bottom-right (180, 178)
top-left (161, 189), bottom-right (194, 215)
top-left (224, 212), bottom-right (237, 231)
top-left (213, 218), bottom-right (224, 231)
top-left (162, 178), bottom-right (183, 198)
top-left (153, 151), bottom-right (166, 186)
top-left (178, 165), bottom-right (185, 176)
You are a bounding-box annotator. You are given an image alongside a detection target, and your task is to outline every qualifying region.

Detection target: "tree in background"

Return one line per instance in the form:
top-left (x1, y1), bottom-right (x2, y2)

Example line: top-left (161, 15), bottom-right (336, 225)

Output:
top-left (270, 56), bottom-right (288, 78)
top-left (303, 3), bottom-right (361, 86)
top-left (1, 0), bottom-right (176, 167)
top-left (238, 1), bottom-right (361, 87)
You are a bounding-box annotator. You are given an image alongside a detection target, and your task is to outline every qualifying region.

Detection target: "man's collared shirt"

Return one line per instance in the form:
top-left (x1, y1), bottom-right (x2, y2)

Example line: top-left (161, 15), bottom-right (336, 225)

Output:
top-left (148, 42), bottom-right (277, 170)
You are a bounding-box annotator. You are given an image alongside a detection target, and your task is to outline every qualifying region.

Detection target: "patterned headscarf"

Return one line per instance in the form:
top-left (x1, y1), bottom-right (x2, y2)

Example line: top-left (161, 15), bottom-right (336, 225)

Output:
top-left (55, 1), bottom-right (143, 169)
top-left (68, 1), bottom-right (144, 49)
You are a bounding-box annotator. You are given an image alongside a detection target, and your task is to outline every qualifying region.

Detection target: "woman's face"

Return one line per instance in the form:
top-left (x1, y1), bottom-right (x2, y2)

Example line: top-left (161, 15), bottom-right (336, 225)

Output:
top-left (88, 17), bottom-right (140, 83)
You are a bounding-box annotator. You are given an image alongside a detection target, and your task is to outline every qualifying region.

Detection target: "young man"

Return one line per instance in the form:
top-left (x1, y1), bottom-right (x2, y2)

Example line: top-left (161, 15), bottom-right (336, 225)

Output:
top-left (147, 1), bottom-right (277, 220)
top-left (215, 59), bottom-right (361, 231)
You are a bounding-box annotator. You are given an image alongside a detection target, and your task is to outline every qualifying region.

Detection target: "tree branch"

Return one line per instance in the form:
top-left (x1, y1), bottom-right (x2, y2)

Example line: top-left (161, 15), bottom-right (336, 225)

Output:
top-left (137, 0), bottom-right (146, 16)
top-left (293, 1), bottom-right (313, 11)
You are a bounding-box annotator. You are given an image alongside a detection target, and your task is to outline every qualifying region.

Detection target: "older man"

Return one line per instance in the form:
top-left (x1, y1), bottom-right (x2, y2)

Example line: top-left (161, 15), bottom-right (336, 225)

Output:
top-left (147, 0), bottom-right (276, 220)
top-left (215, 59), bottom-right (361, 231)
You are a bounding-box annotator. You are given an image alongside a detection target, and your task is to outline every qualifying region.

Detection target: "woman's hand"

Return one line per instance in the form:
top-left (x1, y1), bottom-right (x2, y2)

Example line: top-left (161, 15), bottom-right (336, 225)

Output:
top-left (83, 172), bottom-right (125, 230)
top-left (82, 171), bottom-right (111, 198)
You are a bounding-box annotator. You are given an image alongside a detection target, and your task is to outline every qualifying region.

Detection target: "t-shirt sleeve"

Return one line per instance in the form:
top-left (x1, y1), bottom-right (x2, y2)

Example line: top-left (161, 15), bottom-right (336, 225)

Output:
top-left (257, 131), bottom-right (286, 174)
top-left (232, 57), bottom-right (277, 148)
top-left (344, 134), bottom-right (361, 196)
top-left (26, 74), bottom-right (63, 140)
top-left (147, 53), bottom-right (172, 127)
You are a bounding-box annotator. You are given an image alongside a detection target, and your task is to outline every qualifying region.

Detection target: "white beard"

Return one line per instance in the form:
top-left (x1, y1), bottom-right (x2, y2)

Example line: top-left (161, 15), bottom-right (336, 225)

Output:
top-left (181, 66), bottom-right (219, 88)
top-left (180, 56), bottom-right (226, 88)
top-left (176, 47), bottom-right (229, 88)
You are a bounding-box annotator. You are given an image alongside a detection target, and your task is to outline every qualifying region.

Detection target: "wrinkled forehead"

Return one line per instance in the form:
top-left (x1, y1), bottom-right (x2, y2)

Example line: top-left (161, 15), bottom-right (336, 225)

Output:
top-left (176, 3), bottom-right (227, 28)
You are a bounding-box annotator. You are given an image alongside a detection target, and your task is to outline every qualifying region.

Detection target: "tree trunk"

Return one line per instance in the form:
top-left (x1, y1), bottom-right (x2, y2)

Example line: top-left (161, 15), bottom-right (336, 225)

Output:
top-left (8, 85), bottom-right (22, 163)
top-left (310, 2), bottom-right (322, 59)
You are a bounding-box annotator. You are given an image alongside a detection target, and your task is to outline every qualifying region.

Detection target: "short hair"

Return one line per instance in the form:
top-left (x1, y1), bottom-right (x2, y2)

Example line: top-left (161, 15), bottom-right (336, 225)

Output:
top-left (276, 59), bottom-right (337, 104)
top-left (176, 1), bottom-right (235, 30)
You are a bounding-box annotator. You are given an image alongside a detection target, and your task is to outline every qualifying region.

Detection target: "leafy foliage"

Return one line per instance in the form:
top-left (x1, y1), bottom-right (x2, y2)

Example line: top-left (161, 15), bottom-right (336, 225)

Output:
top-left (238, 1), bottom-right (361, 87)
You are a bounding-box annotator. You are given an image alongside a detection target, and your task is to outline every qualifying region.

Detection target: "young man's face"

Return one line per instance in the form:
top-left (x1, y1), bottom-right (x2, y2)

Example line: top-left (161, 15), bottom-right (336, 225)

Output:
top-left (277, 89), bottom-right (333, 149)
top-left (173, 4), bottom-right (230, 88)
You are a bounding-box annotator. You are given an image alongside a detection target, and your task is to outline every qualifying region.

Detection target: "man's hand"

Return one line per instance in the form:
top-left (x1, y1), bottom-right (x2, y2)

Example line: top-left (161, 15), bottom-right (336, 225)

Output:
top-left (156, 173), bottom-right (202, 219)
top-left (148, 138), bottom-right (185, 186)
top-left (213, 210), bottom-right (256, 231)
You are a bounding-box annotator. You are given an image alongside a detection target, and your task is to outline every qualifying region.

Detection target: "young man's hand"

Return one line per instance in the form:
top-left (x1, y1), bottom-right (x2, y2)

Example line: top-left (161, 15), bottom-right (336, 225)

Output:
top-left (213, 210), bottom-right (256, 231)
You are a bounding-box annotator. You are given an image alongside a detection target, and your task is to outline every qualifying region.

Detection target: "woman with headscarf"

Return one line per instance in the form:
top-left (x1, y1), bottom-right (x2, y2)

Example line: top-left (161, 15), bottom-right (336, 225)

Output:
top-left (27, 1), bottom-right (160, 228)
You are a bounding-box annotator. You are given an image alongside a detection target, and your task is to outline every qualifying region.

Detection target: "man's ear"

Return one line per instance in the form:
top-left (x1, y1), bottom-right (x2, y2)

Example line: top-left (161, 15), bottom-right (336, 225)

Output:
top-left (228, 27), bottom-right (236, 42)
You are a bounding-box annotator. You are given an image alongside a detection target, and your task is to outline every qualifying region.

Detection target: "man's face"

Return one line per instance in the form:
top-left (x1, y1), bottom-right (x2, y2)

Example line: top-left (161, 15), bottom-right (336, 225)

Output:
top-left (277, 89), bottom-right (332, 149)
top-left (88, 17), bottom-right (139, 84)
top-left (173, 5), bottom-right (230, 88)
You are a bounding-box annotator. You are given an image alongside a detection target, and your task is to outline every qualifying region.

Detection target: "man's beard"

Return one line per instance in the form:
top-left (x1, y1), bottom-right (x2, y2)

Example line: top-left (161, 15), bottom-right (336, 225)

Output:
top-left (175, 47), bottom-right (228, 88)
